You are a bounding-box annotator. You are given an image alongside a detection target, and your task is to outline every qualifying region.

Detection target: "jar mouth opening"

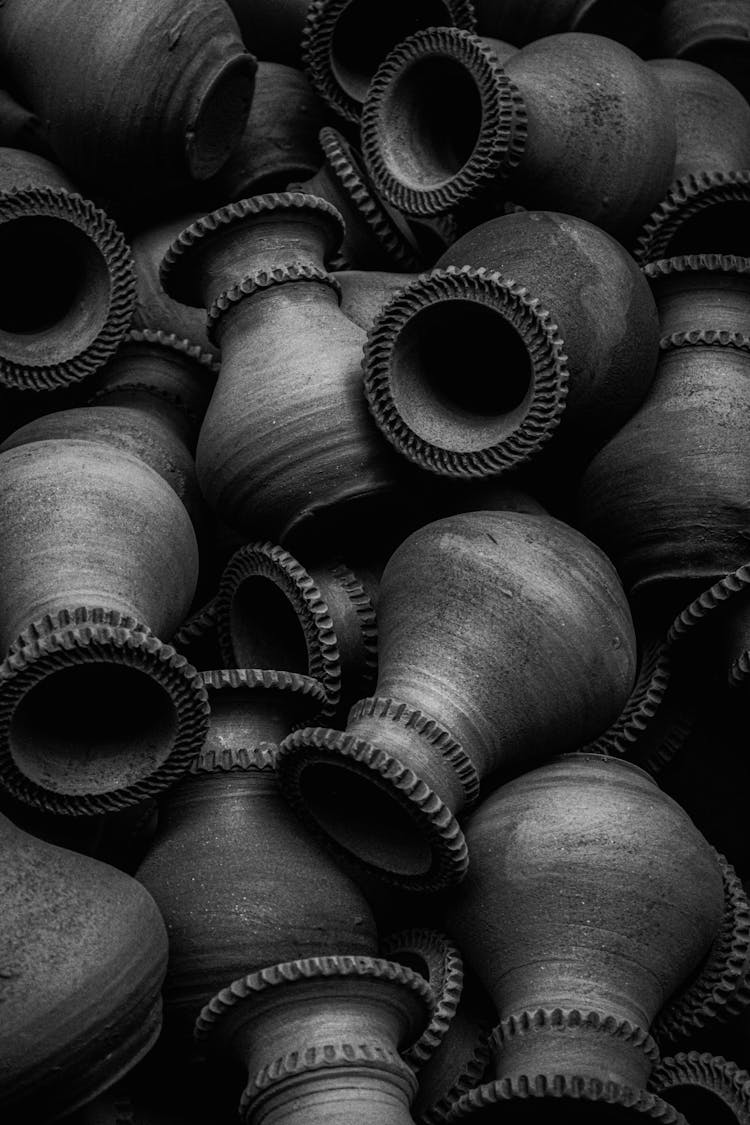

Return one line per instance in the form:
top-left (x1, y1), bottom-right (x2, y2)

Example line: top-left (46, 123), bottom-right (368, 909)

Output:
top-left (186, 53), bottom-right (256, 181)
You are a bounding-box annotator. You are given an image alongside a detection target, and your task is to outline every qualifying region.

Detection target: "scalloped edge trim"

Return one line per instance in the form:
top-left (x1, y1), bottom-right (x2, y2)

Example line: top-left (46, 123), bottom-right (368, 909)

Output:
top-left (492, 1009), bottom-right (659, 1064)
top-left (667, 561), bottom-right (750, 651)
top-left (159, 191), bottom-right (345, 306)
top-left (216, 542), bottom-right (344, 722)
top-left (360, 27), bottom-right (526, 217)
top-left (380, 928), bottom-right (464, 1069)
top-left (446, 1075), bottom-right (688, 1122)
top-left (327, 561), bottom-right (379, 692)
top-left (172, 597), bottom-right (218, 649)
top-left (649, 1050), bottom-right (750, 1116)
top-left (206, 264), bottom-right (342, 344)
top-left (275, 725), bottom-right (469, 891)
top-left (0, 187), bottom-right (135, 391)
top-left (642, 253), bottom-right (750, 280)
top-left (0, 607), bottom-right (209, 815)
top-left (362, 266), bottom-right (569, 478)
top-left (302, 0), bottom-right (477, 125)
top-left (348, 695), bottom-right (480, 807)
top-left (633, 171), bottom-right (750, 265)
top-left (419, 1028), bottom-right (494, 1125)
top-left (190, 741), bottom-right (277, 773)
top-left (653, 851), bottom-right (750, 1045)
top-left (123, 327), bottom-right (220, 373)
top-left (318, 125), bottom-right (423, 271)
top-left (659, 328), bottom-right (750, 352)
top-left (87, 379), bottom-right (207, 428)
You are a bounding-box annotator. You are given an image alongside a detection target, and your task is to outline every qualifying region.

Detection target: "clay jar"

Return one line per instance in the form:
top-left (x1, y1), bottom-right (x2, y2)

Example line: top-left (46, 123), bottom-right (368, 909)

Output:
top-left (441, 754), bottom-right (724, 1119)
top-left (0, 0), bottom-right (256, 198)
top-left (0, 809), bottom-right (168, 1121)
top-left (0, 147), bottom-right (135, 392)
top-left (361, 31), bottom-right (676, 241)
top-left (196, 954), bottom-right (433, 1125)
top-left (302, 0), bottom-right (477, 123)
top-left (137, 669), bottom-right (379, 1039)
top-left (276, 510), bottom-right (636, 892)
top-left (160, 192), bottom-right (406, 543)
top-left (0, 438), bottom-right (208, 815)
top-left (363, 210), bottom-right (659, 477)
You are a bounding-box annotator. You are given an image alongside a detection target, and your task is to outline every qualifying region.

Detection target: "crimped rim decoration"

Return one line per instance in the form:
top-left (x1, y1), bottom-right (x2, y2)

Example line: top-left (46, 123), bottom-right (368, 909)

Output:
top-left (492, 1009), bottom-right (659, 1065)
top-left (659, 328), bottom-right (750, 353)
top-left (362, 266), bottom-right (569, 478)
top-left (633, 171), bottom-right (750, 266)
top-left (653, 852), bottom-right (750, 1046)
top-left (445, 1075), bottom-right (687, 1122)
top-left (642, 253), bottom-right (750, 283)
top-left (649, 1051), bottom-right (750, 1118)
top-left (302, 0), bottom-right (477, 125)
top-left (122, 327), bottom-right (220, 374)
top-left (327, 562), bottom-right (379, 694)
top-left (666, 561), bottom-right (750, 687)
top-left (275, 725), bottom-right (469, 891)
top-left (317, 126), bottom-right (423, 271)
top-left (217, 543), bottom-right (348, 722)
top-left (380, 928), bottom-right (464, 1069)
top-left (0, 607), bottom-right (210, 815)
top-left (360, 27), bottom-right (526, 218)
top-left (172, 597), bottom-right (219, 651)
top-left (420, 1027), bottom-right (494, 1125)
top-left (159, 192), bottom-right (346, 307)
top-left (0, 187), bottom-right (135, 391)
top-left (194, 953), bottom-right (435, 1040)
top-left (206, 264), bottom-right (342, 344)
top-left (348, 696), bottom-right (480, 807)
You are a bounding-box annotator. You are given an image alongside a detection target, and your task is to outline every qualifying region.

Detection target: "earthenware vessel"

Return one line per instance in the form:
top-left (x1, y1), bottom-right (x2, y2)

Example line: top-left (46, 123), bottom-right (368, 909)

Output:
top-left (440, 754), bottom-right (724, 1120)
top-left (0, 809), bottom-right (168, 1121)
top-left (209, 63), bottom-right (327, 199)
top-left (648, 59), bottom-right (750, 182)
top-left (196, 954), bottom-right (433, 1124)
top-left (361, 31), bottom-right (675, 240)
top-left (0, 438), bottom-right (208, 814)
top-left (634, 171), bottom-right (750, 264)
top-left (302, 0), bottom-right (476, 123)
top-left (0, 0), bottom-right (257, 197)
top-left (160, 192), bottom-right (406, 543)
top-left (660, 0), bottom-right (750, 104)
top-left (276, 510), bottom-right (636, 891)
top-left (0, 89), bottom-right (53, 158)
top-left (644, 254), bottom-right (750, 338)
top-left (650, 1052), bottom-right (750, 1124)
top-left (0, 147), bottom-right (135, 392)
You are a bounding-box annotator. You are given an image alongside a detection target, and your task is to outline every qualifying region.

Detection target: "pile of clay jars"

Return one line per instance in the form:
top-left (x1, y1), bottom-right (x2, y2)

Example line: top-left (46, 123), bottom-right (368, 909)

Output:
top-left (3, 0), bottom-right (750, 1122)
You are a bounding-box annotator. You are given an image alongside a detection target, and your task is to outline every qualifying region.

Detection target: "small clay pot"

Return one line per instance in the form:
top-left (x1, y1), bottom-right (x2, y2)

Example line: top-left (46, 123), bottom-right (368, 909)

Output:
top-left (302, 0), bottom-right (477, 123)
top-left (0, 147), bottom-right (135, 392)
top-left (0, 439), bottom-right (208, 814)
top-left (650, 1052), bottom-right (750, 1124)
top-left (216, 541), bottom-right (378, 722)
top-left (0, 809), bottom-right (168, 1121)
top-left (634, 171), bottom-right (750, 264)
top-left (0, 0), bottom-right (257, 197)
top-left (195, 954), bottom-right (433, 1124)
top-left (0, 88), bottom-right (53, 159)
top-left (660, 0), bottom-right (750, 105)
top-left (276, 510), bottom-right (636, 891)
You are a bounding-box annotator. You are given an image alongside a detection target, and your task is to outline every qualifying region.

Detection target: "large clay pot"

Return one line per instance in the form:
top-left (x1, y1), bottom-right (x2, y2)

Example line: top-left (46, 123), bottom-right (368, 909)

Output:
top-left (648, 59), bottom-right (750, 182)
top-left (0, 0), bottom-right (257, 197)
top-left (0, 438), bottom-right (208, 814)
top-left (0, 147), bottom-right (135, 392)
top-left (660, 0), bottom-right (750, 105)
top-left (276, 510), bottom-right (636, 891)
top-left (361, 31), bottom-right (676, 240)
top-left (302, 0), bottom-right (476, 123)
top-left (634, 171), bottom-right (750, 264)
top-left (137, 668), bottom-right (378, 1040)
top-left (440, 754), bottom-right (724, 1119)
top-left (0, 809), bottom-right (168, 1121)
top-left (216, 541), bottom-right (378, 722)
top-left (160, 192), bottom-right (407, 544)
top-left (195, 954), bottom-right (433, 1124)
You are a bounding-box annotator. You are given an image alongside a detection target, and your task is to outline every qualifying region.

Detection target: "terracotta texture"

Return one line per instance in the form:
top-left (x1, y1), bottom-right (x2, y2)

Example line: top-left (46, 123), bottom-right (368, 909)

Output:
top-left (0, 810), bottom-right (168, 1121)
top-left (0, 147), bottom-right (135, 392)
top-left (0, 0), bottom-right (257, 196)
top-left (277, 511), bottom-right (636, 891)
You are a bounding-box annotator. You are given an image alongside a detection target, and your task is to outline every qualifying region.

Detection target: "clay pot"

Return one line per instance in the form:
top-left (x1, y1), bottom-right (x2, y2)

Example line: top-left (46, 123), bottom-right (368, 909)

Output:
top-left (361, 31), bottom-right (676, 240)
top-left (334, 270), bottom-right (417, 331)
top-left (0, 147), bottom-right (135, 392)
top-left (634, 171), bottom-right (750, 264)
top-left (660, 0), bottom-right (750, 104)
top-left (0, 438), bottom-right (208, 814)
top-left (195, 954), bottom-right (433, 1124)
top-left (650, 1053), bottom-right (750, 1124)
top-left (644, 253), bottom-right (750, 339)
top-left (0, 809), bottom-right (168, 1121)
top-left (648, 59), bottom-right (750, 183)
top-left (276, 510), bottom-right (636, 891)
top-left (160, 192), bottom-right (406, 544)
top-left (208, 63), bottom-right (328, 200)
top-left (302, 0), bottom-right (477, 123)
top-left (294, 127), bottom-right (424, 270)
top-left (0, 0), bottom-right (257, 198)
top-left (0, 88), bottom-right (53, 159)
top-left (440, 754), bottom-right (724, 1118)
top-left (137, 668), bottom-right (378, 1040)
top-left (216, 542), bottom-right (378, 722)
top-left (362, 210), bottom-right (658, 477)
